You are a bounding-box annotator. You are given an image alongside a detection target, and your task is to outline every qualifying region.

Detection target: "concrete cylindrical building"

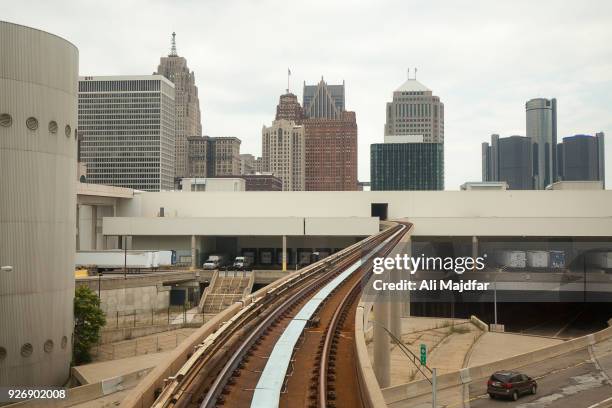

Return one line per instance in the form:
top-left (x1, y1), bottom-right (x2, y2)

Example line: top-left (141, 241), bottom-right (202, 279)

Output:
top-left (0, 21), bottom-right (78, 386)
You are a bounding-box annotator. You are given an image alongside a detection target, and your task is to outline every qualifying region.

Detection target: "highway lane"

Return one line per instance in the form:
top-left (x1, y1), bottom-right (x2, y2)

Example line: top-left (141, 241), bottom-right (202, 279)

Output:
top-left (469, 347), bottom-right (612, 408)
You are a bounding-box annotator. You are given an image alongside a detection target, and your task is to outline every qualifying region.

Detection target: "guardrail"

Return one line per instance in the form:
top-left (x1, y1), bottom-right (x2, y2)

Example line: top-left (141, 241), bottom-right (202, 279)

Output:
top-left (381, 324), bottom-right (612, 405)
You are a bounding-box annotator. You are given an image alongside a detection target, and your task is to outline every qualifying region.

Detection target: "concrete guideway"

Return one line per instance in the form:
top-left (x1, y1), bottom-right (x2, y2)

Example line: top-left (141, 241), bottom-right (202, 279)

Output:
top-left (119, 222), bottom-right (408, 407)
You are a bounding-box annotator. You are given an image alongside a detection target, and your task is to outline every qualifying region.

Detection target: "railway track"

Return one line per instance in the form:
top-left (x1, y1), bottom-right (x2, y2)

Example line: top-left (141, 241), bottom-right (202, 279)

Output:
top-left (151, 222), bottom-right (409, 408)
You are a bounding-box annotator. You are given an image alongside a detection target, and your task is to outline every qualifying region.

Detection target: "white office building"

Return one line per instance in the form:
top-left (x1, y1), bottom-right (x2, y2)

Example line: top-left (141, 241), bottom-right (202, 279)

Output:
top-left (78, 75), bottom-right (176, 191)
top-left (262, 119), bottom-right (305, 191)
top-left (384, 71), bottom-right (444, 143)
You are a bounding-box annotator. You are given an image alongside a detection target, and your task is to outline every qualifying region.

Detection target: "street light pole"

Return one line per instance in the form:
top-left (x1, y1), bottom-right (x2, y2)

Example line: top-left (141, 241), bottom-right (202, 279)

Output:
top-left (124, 235), bottom-right (127, 280)
top-left (494, 279), bottom-right (497, 327)
top-left (494, 266), bottom-right (507, 329)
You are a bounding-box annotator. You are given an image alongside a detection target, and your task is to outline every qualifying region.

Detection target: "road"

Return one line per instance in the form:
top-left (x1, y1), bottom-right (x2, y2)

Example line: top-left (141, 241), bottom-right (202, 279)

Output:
top-left (469, 346), bottom-right (612, 408)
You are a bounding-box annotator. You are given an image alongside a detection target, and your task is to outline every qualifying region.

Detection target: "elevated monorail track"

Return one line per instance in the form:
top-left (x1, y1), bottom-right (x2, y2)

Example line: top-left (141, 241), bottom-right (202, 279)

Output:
top-left (150, 221), bottom-right (410, 408)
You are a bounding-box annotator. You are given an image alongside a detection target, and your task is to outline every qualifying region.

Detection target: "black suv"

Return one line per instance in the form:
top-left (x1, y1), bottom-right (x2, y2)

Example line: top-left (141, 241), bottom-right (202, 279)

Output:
top-left (487, 371), bottom-right (537, 401)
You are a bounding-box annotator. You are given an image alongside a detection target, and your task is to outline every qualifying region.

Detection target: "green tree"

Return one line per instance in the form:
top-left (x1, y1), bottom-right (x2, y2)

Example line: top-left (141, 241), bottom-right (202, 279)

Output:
top-left (73, 285), bottom-right (106, 364)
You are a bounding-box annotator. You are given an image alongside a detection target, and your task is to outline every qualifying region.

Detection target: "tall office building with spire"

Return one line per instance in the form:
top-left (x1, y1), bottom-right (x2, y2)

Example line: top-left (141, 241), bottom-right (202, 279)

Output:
top-left (156, 32), bottom-right (202, 179)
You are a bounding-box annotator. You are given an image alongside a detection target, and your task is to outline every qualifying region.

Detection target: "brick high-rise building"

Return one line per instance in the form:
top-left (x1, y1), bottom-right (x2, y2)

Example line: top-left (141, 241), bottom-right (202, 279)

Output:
top-left (275, 92), bottom-right (304, 122)
top-left (156, 33), bottom-right (202, 179)
top-left (303, 112), bottom-right (358, 191)
top-left (301, 78), bottom-right (358, 191)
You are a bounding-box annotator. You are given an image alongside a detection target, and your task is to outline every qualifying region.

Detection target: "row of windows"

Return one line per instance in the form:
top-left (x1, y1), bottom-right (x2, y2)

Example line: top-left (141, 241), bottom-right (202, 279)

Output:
top-left (0, 113), bottom-right (73, 138)
top-left (0, 336), bottom-right (68, 361)
top-left (79, 113), bottom-right (161, 118)
top-left (79, 80), bottom-right (162, 92)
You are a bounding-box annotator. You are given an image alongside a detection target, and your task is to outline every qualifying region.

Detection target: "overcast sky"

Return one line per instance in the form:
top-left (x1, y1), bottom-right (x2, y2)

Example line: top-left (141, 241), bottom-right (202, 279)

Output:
top-left (6, 0), bottom-right (612, 189)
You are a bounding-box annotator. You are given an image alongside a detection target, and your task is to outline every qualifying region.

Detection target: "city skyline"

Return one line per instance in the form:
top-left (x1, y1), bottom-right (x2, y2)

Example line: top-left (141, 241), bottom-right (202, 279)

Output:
top-left (4, 0), bottom-right (611, 189)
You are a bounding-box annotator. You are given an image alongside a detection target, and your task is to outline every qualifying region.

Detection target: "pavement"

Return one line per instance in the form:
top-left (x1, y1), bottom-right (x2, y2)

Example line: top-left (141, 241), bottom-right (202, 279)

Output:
top-left (467, 332), bottom-right (563, 367)
top-left (73, 351), bottom-right (171, 384)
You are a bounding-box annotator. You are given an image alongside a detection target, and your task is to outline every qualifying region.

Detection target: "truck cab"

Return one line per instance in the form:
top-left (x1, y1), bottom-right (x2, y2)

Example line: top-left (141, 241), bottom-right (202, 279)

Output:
top-left (233, 256), bottom-right (253, 271)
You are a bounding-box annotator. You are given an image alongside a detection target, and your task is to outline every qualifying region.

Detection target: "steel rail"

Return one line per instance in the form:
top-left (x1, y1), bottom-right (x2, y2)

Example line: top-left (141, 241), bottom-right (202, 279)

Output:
top-left (153, 224), bottom-right (401, 408)
top-left (318, 224), bottom-right (407, 408)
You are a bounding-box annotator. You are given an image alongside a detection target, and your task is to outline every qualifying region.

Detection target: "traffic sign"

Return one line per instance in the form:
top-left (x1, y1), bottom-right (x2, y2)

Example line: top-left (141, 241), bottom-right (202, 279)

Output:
top-left (420, 343), bottom-right (427, 366)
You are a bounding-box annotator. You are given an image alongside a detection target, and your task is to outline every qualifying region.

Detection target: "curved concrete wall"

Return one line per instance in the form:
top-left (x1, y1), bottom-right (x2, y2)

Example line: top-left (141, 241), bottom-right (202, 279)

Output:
top-left (0, 21), bottom-right (78, 386)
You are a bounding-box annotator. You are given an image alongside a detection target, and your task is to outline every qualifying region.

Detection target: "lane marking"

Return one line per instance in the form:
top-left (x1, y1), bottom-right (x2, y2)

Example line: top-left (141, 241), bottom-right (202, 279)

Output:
top-left (587, 395), bottom-right (612, 408)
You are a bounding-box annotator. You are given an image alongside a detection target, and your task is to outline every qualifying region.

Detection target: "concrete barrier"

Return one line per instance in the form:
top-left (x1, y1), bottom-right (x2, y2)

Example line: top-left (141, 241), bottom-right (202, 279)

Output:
top-left (470, 315), bottom-right (489, 332)
top-left (355, 305), bottom-right (389, 408)
top-left (9, 368), bottom-right (153, 407)
top-left (382, 325), bottom-right (612, 405)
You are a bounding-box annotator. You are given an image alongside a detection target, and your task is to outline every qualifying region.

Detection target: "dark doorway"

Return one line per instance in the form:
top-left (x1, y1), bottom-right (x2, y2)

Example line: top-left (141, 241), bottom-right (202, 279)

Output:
top-left (371, 203), bottom-right (388, 220)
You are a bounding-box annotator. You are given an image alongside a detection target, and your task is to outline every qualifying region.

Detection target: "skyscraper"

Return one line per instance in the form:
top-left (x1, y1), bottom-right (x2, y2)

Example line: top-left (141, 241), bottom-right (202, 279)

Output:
top-left (156, 32), bottom-right (202, 179)
top-left (557, 133), bottom-right (605, 185)
top-left (384, 71), bottom-right (444, 143)
top-left (371, 140), bottom-right (444, 190)
top-left (78, 75), bottom-right (176, 191)
top-left (303, 79), bottom-right (345, 119)
top-left (373, 72), bottom-right (445, 191)
top-left (276, 92), bottom-right (304, 122)
top-left (261, 119), bottom-right (305, 191)
top-left (186, 136), bottom-right (241, 178)
top-left (301, 79), bottom-right (358, 191)
top-left (482, 134), bottom-right (533, 190)
top-left (187, 136), bottom-right (211, 178)
top-left (210, 137), bottom-right (241, 176)
top-left (526, 98), bottom-right (557, 189)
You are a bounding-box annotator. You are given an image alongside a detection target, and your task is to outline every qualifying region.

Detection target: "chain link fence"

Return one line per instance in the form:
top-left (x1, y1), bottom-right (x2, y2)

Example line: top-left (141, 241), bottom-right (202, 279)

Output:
top-left (100, 304), bottom-right (208, 330)
top-left (91, 329), bottom-right (195, 361)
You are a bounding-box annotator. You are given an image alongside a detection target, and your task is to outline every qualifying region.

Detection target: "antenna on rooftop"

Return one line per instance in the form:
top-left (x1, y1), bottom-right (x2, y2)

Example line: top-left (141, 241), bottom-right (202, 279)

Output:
top-left (415, 67), bottom-right (418, 79)
top-left (169, 32), bottom-right (177, 57)
top-left (407, 68), bottom-right (410, 79)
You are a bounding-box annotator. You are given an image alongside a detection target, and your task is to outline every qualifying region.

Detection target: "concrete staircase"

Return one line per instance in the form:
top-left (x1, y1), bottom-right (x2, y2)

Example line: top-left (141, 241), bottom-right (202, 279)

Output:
top-left (199, 271), bottom-right (254, 314)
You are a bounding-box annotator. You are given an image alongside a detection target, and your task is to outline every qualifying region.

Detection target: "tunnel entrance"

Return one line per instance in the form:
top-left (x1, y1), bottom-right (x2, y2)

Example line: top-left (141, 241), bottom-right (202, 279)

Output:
top-left (410, 301), bottom-right (612, 338)
top-left (371, 203), bottom-right (388, 220)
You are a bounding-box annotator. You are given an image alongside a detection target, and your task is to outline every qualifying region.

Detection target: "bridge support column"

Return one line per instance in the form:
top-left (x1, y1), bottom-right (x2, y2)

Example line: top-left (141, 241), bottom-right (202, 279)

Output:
top-left (402, 234), bottom-right (412, 317)
top-left (373, 294), bottom-right (391, 388)
top-left (282, 235), bottom-right (287, 272)
top-left (191, 235), bottom-right (197, 269)
top-left (390, 265), bottom-right (401, 339)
